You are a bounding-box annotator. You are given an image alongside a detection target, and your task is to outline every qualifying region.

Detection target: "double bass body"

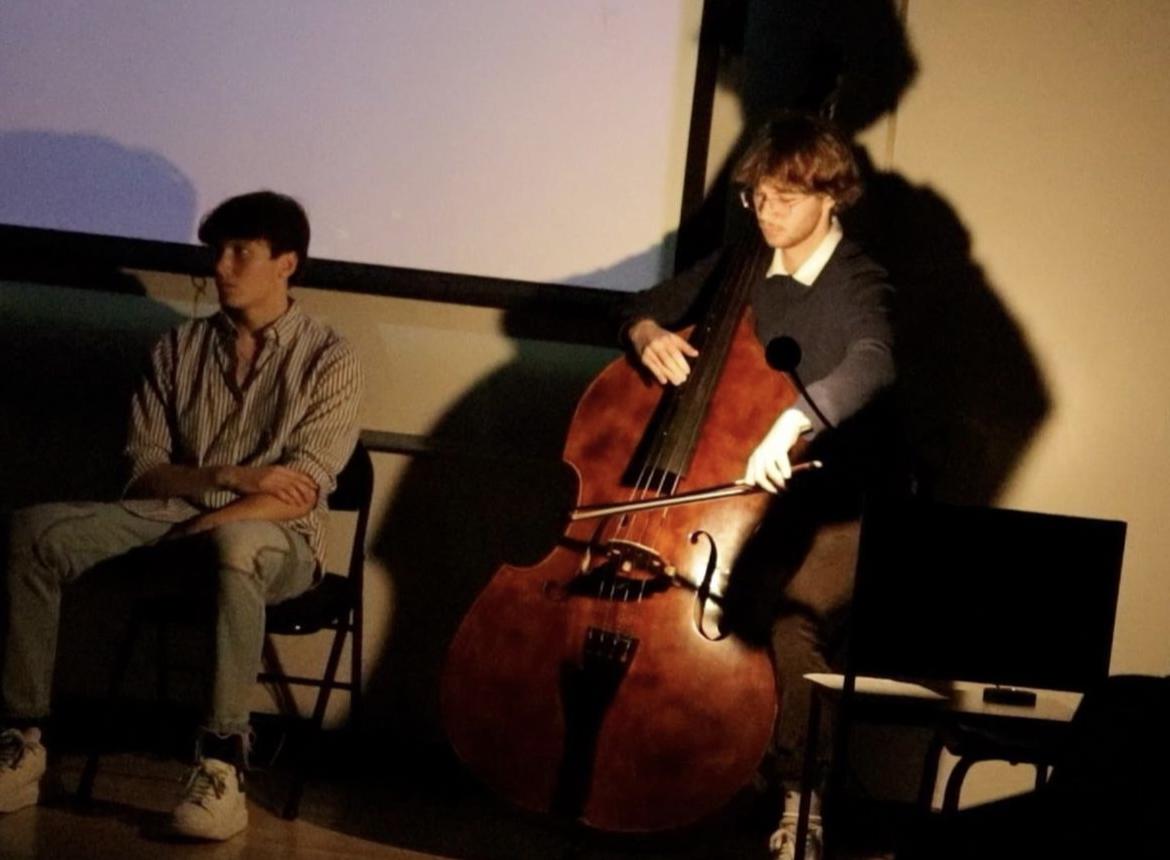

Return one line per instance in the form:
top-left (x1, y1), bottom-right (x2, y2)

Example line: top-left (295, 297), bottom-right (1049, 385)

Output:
top-left (441, 242), bottom-right (793, 831)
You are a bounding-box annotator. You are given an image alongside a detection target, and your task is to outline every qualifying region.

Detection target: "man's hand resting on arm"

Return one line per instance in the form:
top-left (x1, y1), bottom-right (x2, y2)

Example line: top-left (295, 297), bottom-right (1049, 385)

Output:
top-left (127, 463), bottom-right (318, 508)
top-left (126, 463), bottom-right (320, 538)
top-left (164, 491), bottom-right (317, 539)
top-left (216, 465), bottom-right (318, 508)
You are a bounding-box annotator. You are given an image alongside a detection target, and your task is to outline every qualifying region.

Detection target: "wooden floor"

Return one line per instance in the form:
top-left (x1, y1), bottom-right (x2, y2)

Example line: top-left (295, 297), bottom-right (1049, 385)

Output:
top-left (0, 714), bottom-right (1057, 859)
top-left (0, 746), bottom-right (785, 860)
top-left (2, 736), bottom-right (1075, 860)
top-left (0, 752), bottom-right (445, 860)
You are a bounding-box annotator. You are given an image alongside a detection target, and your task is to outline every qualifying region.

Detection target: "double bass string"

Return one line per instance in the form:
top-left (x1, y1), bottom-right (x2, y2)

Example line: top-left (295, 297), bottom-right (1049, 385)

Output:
top-left (596, 229), bottom-right (753, 694)
top-left (618, 246), bottom-right (738, 545)
top-left (621, 241), bottom-right (746, 555)
top-left (604, 238), bottom-right (756, 653)
top-left (668, 241), bottom-right (757, 497)
top-left (609, 379), bottom-right (679, 549)
top-left (626, 238), bottom-right (759, 571)
top-left (600, 361), bottom-right (687, 619)
top-left (622, 272), bottom-right (729, 549)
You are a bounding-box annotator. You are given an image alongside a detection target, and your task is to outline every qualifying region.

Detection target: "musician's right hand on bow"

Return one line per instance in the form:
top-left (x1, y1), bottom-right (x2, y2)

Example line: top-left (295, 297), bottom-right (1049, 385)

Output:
top-left (744, 408), bottom-right (813, 493)
top-left (628, 318), bottom-right (699, 386)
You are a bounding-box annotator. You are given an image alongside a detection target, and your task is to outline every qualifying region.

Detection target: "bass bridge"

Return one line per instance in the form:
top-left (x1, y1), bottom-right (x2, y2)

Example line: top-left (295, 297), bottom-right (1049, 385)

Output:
top-left (559, 539), bottom-right (676, 602)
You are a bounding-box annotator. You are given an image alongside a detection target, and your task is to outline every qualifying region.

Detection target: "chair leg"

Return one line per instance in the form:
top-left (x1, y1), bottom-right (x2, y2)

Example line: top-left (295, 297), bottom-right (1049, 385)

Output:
top-left (78, 614), bottom-right (144, 802)
top-left (281, 624), bottom-right (348, 821)
top-left (1034, 762), bottom-right (1049, 791)
top-left (918, 732), bottom-right (946, 811)
top-left (942, 755), bottom-right (976, 814)
top-left (822, 684), bottom-right (857, 860)
top-left (156, 620), bottom-right (171, 703)
top-left (349, 616), bottom-right (362, 730)
top-left (795, 691), bottom-right (823, 860)
top-left (309, 625), bottom-right (347, 728)
top-left (261, 637), bottom-right (299, 717)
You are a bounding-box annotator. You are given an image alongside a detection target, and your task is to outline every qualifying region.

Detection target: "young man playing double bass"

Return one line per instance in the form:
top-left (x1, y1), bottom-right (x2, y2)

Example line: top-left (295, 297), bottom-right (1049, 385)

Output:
top-left (620, 112), bottom-right (897, 860)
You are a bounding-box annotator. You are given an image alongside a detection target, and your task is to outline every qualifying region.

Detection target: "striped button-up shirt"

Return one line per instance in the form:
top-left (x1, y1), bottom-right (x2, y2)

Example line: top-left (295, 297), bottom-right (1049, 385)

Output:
top-left (122, 301), bottom-right (363, 562)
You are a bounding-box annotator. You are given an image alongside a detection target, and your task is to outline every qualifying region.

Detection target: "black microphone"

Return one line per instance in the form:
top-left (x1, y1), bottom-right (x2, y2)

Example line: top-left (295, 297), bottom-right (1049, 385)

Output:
top-left (765, 336), bottom-right (835, 430)
top-left (765, 335), bottom-right (802, 374)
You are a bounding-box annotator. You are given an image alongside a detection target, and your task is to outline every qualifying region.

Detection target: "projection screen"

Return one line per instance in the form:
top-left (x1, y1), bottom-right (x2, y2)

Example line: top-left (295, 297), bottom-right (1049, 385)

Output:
top-left (0, 1), bottom-right (705, 291)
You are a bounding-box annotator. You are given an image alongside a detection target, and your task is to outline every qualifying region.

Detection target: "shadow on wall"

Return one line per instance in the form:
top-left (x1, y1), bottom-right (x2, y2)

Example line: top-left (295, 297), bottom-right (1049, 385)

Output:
top-left (0, 131), bottom-right (197, 245)
top-left (0, 283), bottom-right (185, 508)
top-left (844, 153), bottom-right (1050, 504)
top-left (355, 0), bottom-right (1049, 828)
top-left (0, 285), bottom-right (190, 713)
top-left (0, 137), bottom-right (193, 704)
top-left (0, 134), bottom-right (198, 505)
top-left (248, 14), bottom-right (1060, 856)
top-left (574, 0), bottom-right (1048, 506)
top-left (0, 133), bottom-right (197, 505)
top-left (737, 0), bottom-right (1049, 504)
top-left (365, 311), bottom-right (618, 750)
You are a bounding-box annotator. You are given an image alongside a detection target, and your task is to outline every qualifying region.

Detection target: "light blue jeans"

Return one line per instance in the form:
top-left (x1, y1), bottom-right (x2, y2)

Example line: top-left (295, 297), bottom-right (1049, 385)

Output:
top-left (1, 502), bottom-right (316, 737)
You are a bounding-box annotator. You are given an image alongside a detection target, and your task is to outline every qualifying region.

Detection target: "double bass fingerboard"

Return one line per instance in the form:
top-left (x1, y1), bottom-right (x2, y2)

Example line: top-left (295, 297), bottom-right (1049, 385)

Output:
top-left (623, 233), bottom-right (771, 490)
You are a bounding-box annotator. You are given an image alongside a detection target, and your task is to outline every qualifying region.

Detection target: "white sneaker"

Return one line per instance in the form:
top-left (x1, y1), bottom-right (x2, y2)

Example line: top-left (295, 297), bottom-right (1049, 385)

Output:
top-left (769, 788), bottom-right (823, 860)
top-left (171, 757), bottom-right (248, 841)
top-left (0, 727), bottom-right (46, 813)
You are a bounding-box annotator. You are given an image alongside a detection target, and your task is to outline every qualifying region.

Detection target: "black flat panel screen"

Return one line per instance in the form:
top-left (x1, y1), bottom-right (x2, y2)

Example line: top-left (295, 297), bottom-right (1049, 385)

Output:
top-left (849, 498), bottom-right (1127, 692)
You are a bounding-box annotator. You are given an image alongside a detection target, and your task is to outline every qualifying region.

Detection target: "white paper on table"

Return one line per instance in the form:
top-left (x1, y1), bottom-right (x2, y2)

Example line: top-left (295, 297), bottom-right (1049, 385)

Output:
top-left (803, 672), bottom-right (948, 700)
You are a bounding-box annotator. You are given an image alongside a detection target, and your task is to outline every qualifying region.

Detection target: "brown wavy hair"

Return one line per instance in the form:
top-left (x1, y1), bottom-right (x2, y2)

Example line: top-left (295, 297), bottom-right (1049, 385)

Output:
top-left (732, 112), bottom-right (862, 210)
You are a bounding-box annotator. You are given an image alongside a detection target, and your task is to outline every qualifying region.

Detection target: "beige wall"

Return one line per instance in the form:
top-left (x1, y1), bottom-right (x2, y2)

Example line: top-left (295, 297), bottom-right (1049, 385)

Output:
top-left (895, 0), bottom-right (1170, 677)
top-left (878, 0), bottom-right (1170, 807)
top-left (708, 0), bottom-right (1170, 810)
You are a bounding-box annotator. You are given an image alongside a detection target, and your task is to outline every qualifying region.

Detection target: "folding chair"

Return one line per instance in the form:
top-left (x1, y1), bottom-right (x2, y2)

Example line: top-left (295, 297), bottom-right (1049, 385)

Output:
top-left (78, 440), bottom-right (374, 820)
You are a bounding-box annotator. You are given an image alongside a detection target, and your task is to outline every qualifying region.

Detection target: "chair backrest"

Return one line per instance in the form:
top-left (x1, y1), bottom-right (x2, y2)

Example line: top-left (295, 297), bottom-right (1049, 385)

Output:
top-left (326, 440), bottom-right (375, 583)
top-left (328, 439), bottom-right (375, 513)
top-left (846, 497), bottom-right (1127, 693)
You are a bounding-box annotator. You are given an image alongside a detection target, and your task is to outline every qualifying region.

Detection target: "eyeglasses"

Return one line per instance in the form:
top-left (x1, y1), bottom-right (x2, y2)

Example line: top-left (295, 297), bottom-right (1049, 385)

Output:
top-left (738, 186), bottom-right (813, 214)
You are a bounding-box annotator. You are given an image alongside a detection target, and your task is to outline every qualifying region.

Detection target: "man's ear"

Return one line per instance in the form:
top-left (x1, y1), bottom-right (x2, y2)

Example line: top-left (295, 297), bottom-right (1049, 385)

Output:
top-left (276, 251), bottom-right (298, 281)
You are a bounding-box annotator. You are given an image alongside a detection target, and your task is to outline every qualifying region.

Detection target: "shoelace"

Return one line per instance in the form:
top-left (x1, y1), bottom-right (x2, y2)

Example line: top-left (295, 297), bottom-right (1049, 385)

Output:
top-left (0, 730), bottom-right (29, 770)
top-left (769, 818), bottom-right (824, 856)
top-left (182, 763), bottom-right (229, 808)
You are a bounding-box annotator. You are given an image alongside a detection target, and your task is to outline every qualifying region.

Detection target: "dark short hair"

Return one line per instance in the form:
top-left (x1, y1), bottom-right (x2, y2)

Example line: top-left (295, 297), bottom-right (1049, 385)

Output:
top-left (198, 191), bottom-right (311, 278)
top-left (732, 112), bottom-right (862, 210)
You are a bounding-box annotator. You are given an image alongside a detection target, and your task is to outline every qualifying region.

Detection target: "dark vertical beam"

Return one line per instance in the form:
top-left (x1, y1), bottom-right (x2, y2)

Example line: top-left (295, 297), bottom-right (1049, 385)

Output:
top-left (673, 0), bottom-right (728, 274)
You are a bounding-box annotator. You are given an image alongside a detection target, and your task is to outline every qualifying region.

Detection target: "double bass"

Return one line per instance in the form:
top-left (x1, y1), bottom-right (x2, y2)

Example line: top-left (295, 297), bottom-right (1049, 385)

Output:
top-left (441, 233), bottom-right (810, 832)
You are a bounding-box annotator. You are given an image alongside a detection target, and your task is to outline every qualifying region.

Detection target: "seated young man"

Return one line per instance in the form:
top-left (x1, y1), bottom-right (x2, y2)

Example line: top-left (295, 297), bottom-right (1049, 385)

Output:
top-left (0, 191), bottom-right (362, 840)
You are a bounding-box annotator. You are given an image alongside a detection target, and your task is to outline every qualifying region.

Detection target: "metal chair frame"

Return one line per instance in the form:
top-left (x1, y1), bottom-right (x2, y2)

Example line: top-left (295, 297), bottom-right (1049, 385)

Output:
top-left (78, 441), bottom-right (374, 820)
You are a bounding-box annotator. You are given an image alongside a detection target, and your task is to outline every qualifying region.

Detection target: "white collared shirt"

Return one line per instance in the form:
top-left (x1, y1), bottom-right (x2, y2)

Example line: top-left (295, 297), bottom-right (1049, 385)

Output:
top-left (765, 219), bottom-right (844, 285)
